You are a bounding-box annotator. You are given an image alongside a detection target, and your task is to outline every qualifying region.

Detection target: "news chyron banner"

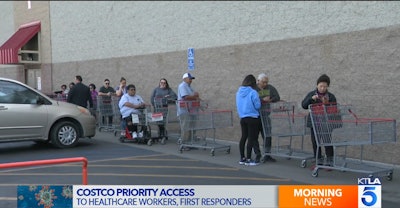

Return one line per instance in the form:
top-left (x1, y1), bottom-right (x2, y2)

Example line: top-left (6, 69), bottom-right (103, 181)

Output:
top-left (17, 178), bottom-right (381, 208)
top-left (72, 185), bottom-right (276, 208)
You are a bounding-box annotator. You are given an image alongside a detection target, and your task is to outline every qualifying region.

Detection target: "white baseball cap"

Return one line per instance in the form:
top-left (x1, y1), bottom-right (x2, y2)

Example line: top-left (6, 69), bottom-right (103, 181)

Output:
top-left (182, 73), bottom-right (195, 79)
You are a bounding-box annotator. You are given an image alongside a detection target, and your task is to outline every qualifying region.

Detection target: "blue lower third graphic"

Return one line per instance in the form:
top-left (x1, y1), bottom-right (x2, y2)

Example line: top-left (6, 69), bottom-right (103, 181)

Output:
top-left (18, 185), bottom-right (73, 208)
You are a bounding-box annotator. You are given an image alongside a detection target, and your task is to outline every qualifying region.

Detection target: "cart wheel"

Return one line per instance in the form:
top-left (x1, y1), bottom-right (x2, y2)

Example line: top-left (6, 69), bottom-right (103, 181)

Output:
top-left (226, 148), bottom-right (230, 154)
top-left (386, 172), bottom-right (393, 181)
top-left (119, 137), bottom-right (125, 143)
top-left (301, 160), bottom-right (307, 168)
top-left (160, 137), bottom-right (166, 145)
top-left (312, 168), bottom-right (319, 177)
top-left (210, 149), bottom-right (215, 156)
top-left (147, 139), bottom-right (152, 146)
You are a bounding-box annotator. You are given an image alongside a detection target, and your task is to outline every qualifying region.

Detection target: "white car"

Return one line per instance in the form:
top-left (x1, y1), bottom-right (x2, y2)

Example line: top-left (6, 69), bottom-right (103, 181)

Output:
top-left (0, 77), bottom-right (96, 148)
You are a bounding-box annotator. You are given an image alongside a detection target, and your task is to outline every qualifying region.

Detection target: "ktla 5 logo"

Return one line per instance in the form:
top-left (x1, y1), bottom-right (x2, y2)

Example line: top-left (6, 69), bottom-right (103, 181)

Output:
top-left (358, 177), bottom-right (381, 208)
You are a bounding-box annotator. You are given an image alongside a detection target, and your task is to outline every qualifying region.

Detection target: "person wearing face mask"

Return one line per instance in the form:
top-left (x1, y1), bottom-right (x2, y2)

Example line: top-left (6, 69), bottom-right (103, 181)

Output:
top-left (302, 74), bottom-right (337, 166)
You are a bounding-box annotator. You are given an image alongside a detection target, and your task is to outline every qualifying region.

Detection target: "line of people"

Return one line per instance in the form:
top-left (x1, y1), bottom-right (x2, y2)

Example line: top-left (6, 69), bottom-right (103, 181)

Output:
top-left (236, 73), bottom-right (336, 166)
top-left (62, 75), bottom-right (181, 140)
top-left (61, 72), bottom-right (335, 167)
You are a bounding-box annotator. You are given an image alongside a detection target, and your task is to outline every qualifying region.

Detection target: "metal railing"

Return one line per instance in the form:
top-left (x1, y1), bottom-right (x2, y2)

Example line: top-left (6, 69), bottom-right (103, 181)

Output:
top-left (0, 157), bottom-right (88, 185)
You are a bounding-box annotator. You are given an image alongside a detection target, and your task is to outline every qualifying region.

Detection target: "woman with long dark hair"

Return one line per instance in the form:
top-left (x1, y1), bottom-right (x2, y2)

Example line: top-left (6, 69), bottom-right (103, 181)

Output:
top-left (236, 74), bottom-right (262, 166)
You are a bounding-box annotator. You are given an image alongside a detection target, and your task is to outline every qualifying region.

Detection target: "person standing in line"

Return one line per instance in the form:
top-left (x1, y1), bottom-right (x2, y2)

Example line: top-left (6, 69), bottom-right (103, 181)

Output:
top-left (98, 79), bottom-right (116, 126)
top-left (60, 84), bottom-right (68, 95)
top-left (115, 77), bottom-right (128, 97)
top-left (89, 83), bottom-right (99, 119)
top-left (236, 74), bottom-right (262, 166)
top-left (257, 73), bottom-right (280, 162)
top-left (301, 74), bottom-right (337, 166)
top-left (67, 75), bottom-right (93, 109)
top-left (150, 78), bottom-right (177, 138)
top-left (177, 72), bottom-right (200, 148)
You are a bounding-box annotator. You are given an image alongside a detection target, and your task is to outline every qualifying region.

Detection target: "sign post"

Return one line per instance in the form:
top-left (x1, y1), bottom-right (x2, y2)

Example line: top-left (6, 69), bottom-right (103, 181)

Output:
top-left (187, 48), bottom-right (194, 71)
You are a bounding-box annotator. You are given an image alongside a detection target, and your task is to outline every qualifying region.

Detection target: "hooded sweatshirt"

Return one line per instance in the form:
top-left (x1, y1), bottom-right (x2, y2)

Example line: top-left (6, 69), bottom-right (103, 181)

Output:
top-left (236, 86), bottom-right (261, 119)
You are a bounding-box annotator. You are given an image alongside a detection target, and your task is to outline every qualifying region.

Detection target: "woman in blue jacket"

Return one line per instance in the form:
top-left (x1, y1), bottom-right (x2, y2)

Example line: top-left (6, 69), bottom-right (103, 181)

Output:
top-left (236, 74), bottom-right (262, 166)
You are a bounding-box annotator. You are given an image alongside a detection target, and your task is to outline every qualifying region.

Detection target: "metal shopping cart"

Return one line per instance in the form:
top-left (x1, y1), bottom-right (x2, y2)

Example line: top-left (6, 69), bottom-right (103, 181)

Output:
top-left (54, 93), bottom-right (67, 102)
top-left (259, 101), bottom-right (313, 167)
top-left (177, 100), bottom-right (232, 156)
top-left (97, 95), bottom-right (114, 132)
top-left (152, 97), bottom-right (173, 145)
top-left (309, 103), bottom-right (396, 180)
top-left (111, 96), bottom-right (123, 136)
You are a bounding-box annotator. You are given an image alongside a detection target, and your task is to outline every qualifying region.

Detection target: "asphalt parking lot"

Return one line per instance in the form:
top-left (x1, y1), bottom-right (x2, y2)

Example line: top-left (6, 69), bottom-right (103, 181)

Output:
top-left (0, 130), bottom-right (295, 207)
top-left (0, 129), bottom-right (398, 207)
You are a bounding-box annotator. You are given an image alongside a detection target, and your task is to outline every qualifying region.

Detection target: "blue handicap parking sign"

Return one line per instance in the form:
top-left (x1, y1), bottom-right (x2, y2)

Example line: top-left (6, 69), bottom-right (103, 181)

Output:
top-left (188, 48), bottom-right (194, 58)
top-left (188, 48), bottom-right (195, 70)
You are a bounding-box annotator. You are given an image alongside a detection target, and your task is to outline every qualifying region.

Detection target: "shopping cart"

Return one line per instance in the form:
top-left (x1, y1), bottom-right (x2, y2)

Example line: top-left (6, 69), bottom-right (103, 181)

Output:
top-left (259, 101), bottom-right (313, 167)
top-left (96, 95), bottom-right (114, 132)
top-left (119, 105), bottom-right (154, 146)
top-left (152, 97), bottom-right (173, 145)
top-left (54, 93), bottom-right (67, 102)
top-left (177, 100), bottom-right (232, 156)
top-left (111, 96), bottom-right (123, 136)
top-left (309, 103), bottom-right (396, 180)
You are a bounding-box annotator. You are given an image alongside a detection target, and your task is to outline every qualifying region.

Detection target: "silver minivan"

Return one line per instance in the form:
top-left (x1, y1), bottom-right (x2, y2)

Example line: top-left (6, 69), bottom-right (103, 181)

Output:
top-left (0, 77), bottom-right (96, 148)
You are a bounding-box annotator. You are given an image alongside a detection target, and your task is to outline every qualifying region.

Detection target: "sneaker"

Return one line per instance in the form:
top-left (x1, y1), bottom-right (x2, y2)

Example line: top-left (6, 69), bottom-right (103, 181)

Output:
top-left (245, 159), bottom-right (260, 166)
top-left (138, 131), bottom-right (143, 138)
top-left (239, 158), bottom-right (246, 165)
top-left (120, 131), bottom-right (126, 137)
top-left (264, 156), bottom-right (277, 162)
top-left (132, 132), bottom-right (138, 139)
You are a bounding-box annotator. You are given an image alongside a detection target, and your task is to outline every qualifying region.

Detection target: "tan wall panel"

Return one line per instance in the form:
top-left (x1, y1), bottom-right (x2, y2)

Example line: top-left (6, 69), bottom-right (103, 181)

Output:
top-left (51, 25), bottom-right (400, 164)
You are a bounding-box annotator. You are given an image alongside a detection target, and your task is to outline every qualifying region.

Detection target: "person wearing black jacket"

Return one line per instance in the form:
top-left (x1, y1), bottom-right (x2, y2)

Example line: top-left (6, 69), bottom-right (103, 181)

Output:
top-left (67, 75), bottom-right (93, 109)
top-left (302, 74), bottom-right (337, 166)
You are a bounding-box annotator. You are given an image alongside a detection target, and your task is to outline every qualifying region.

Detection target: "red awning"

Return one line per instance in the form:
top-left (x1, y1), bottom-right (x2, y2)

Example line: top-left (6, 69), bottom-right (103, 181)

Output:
top-left (0, 21), bottom-right (41, 64)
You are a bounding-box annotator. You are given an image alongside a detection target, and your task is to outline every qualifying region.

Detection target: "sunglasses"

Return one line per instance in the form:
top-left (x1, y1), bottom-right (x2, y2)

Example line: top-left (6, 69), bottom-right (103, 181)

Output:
top-left (105, 82), bottom-right (110, 85)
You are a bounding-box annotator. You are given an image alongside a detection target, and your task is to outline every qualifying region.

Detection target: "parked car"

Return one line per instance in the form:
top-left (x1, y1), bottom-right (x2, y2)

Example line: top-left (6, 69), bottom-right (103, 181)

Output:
top-left (0, 77), bottom-right (96, 148)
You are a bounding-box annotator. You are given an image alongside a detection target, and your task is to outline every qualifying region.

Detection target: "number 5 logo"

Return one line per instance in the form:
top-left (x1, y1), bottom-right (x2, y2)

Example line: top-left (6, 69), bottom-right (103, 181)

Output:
top-left (361, 187), bottom-right (377, 206)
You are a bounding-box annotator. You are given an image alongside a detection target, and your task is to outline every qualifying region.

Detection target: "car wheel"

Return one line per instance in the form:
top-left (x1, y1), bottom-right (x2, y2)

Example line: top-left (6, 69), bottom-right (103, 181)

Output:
top-left (51, 121), bottom-right (79, 148)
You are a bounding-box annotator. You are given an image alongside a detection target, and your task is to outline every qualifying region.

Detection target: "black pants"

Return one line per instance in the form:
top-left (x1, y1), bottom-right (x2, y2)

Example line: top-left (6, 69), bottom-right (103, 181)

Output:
top-left (102, 116), bottom-right (113, 126)
top-left (239, 117), bottom-right (262, 160)
top-left (310, 128), bottom-right (333, 159)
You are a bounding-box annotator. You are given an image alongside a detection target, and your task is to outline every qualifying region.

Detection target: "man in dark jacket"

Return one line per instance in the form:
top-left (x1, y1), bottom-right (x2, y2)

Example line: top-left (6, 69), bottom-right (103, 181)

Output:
top-left (257, 73), bottom-right (280, 162)
top-left (67, 75), bottom-right (93, 109)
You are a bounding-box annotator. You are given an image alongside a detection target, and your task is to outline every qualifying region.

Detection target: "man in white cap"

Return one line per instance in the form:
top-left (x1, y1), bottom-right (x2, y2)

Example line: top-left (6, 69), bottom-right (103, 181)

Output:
top-left (177, 72), bottom-right (201, 147)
